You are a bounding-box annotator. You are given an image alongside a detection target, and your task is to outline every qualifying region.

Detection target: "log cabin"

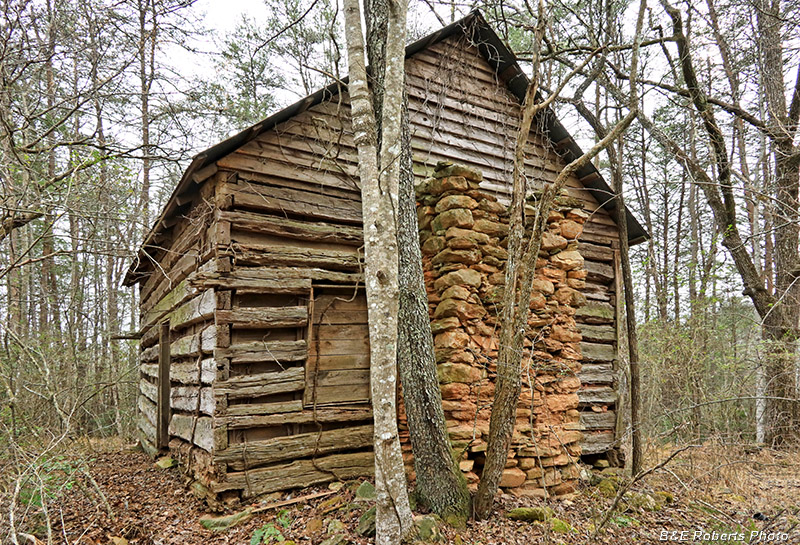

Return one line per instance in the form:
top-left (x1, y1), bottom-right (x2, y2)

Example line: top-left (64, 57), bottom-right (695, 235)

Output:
top-left (123, 11), bottom-right (647, 504)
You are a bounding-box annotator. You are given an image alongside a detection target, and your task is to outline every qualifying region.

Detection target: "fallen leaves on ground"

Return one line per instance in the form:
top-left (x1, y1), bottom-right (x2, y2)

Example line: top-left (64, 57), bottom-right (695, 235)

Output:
top-left (4, 443), bottom-right (799, 544)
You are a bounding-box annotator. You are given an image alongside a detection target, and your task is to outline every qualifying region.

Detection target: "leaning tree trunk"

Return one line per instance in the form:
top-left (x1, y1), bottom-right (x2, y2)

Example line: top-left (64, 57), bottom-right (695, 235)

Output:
top-left (660, 0), bottom-right (799, 445)
top-left (364, 0), bottom-right (471, 526)
top-left (613, 154), bottom-right (643, 474)
top-left (472, 80), bottom-right (638, 517)
top-left (342, 0), bottom-right (415, 541)
top-left (396, 99), bottom-right (471, 525)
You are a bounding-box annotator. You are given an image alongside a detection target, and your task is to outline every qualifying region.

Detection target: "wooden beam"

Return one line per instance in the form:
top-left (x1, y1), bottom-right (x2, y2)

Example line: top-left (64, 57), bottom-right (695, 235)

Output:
top-left (219, 210), bottom-right (363, 246)
top-left (225, 400), bottom-right (303, 417)
top-left (216, 306), bottom-right (308, 329)
top-left (215, 424), bottom-right (373, 470)
top-left (580, 411), bottom-right (616, 431)
top-left (222, 407), bottom-right (372, 430)
top-left (157, 323), bottom-right (170, 449)
top-left (170, 413), bottom-right (213, 451)
top-left (578, 171), bottom-right (602, 185)
top-left (192, 163), bottom-right (219, 184)
top-left (215, 340), bottom-right (307, 365)
top-left (230, 244), bottom-right (362, 271)
top-left (212, 451), bottom-right (374, 497)
top-left (192, 267), bottom-right (362, 290)
top-left (580, 431), bottom-right (615, 454)
top-left (215, 366), bottom-right (305, 399)
top-left (578, 387), bottom-right (617, 405)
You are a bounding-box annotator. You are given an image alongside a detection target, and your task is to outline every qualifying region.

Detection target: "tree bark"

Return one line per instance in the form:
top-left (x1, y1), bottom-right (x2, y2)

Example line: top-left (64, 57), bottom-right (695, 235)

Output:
top-left (363, 0), bottom-right (471, 526)
top-left (756, 0), bottom-right (800, 445)
top-left (396, 101), bottom-right (471, 524)
top-left (341, 0), bottom-right (415, 541)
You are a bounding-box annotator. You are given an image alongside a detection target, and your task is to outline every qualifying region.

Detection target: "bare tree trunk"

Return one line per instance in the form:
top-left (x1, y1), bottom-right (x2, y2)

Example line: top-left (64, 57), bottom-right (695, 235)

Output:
top-left (756, 0), bottom-right (800, 445)
top-left (613, 149), bottom-right (643, 475)
top-left (41, 0), bottom-right (60, 340)
top-left (396, 107), bottom-right (471, 524)
top-left (138, 0), bottom-right (155, 234)
top-left (472, 13), bottom-right (638, 508)
top-left (341, 0), bottom-right (415, 540)
top-left (363, 0), bottom-right (471, 525)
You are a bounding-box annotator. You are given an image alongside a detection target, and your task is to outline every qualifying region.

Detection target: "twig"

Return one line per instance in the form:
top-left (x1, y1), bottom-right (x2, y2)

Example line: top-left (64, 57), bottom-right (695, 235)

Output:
top-left (81, 467), bottom-right (115, 521)
top-left (592, 445), bottom-right (696, 537)
top-left (251, 489), bottom-right (337, 514)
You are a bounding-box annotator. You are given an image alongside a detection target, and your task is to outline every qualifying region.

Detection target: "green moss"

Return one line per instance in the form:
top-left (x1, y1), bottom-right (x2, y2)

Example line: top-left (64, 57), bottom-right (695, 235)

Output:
top-left (654, 491), bottom-right (675, 504)
top-left (551, 518), bottom-right (575, 533)
top-left (416, 515), bottom-right (442, 542)
top-left (507, 507), bottom-right (554, 522)
top-left (596, 478), bottom-right (618, 498)
top-left (356, 506), bottom-right (376, 537)
top-left (355, 481), bottom-right (376, 500)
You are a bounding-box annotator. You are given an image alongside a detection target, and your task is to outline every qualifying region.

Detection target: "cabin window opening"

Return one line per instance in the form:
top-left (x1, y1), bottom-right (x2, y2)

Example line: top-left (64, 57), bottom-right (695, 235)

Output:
top-left (304, 286), bottom-right (371, 407)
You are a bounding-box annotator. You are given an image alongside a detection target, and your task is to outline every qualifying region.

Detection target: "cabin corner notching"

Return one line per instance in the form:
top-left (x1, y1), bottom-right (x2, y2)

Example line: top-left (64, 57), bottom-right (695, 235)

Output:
top-left (125, 11), bottom-right (646, 504)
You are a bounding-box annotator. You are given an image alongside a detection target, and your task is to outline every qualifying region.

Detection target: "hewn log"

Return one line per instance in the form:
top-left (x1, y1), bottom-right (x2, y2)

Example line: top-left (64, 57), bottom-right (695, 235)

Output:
top-left (578, 387), bottom-right (617, 405)
top-left (220, 210), bottom-right (363, 246)
top-left (138, 415), bottom-right (157, 449)
top-left (141, 358), bottom-right (216, 385)
top-left (581, 342), bottom-right (617, 362)
top-left (141, 323), bottom-right (160, 348)
top-left (216, 340), bottom-right (307, 364)
top-left (137, 425), bottom-right (158, 457)
top-left (169, 413), bottom-right (214, 452)
top-left (216, 306), bottom-right (308, 329)
top-left (225, 400), bottom-right (303, 417)
top-left (577, 363), bottom-right (614, 384)
top-left (217, 155), bottom-right (358, 196)
top-left (139, 378), bottom-right (158, 403)
top-left (138, 395), bottom-right (157, 426)
top-left (580, 411), bottom-right (616, 431)
top-left (222, 407), bottom-right (373, 429)
top-left (171, 386), bottom-right (215, 414)
top-left (230, 243), bottom-right (362, 271)
top-left (212, 451), bottom-right (374, 497)
top-left (192, 267), bottom-right (362, 290)
top-left (167, 289), bottom-right (216, 331)
top-left (215, 366), bottom-right (305, 399)
top-left (580, 431), bottom-right (615, 454)
top-left (140, 343), bottom-right (159, 363)
top-left (577, 323), bottom-right (617, 343)
top-left (578, 242), bottom-right (614, 262)
top-left (216, 424), bottom-right (373, 470)
top-left (140, 260), bottom-right (217, 329)
top-left (582, 284), bottom-right (613, 303)
top-left (140, 264), bottom-right (193, 321)
top-left (171, 325), bottom-right (216, 358)
top-left (217, 180), bottom-right (362, 224)
top-left (585, 260), bottom-right (615, 284)
top-left (575, 302), bottom-right (615, 325)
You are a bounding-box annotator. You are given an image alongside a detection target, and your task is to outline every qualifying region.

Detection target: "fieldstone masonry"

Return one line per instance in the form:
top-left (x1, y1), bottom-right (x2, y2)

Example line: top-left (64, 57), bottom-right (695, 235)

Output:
top-left (399, 162), bottom-right (589, 499)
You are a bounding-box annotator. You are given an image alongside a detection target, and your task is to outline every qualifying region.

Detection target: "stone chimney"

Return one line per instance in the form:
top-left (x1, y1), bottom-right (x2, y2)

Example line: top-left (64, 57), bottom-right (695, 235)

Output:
top-left (399, 162), bottom-right (588, 499)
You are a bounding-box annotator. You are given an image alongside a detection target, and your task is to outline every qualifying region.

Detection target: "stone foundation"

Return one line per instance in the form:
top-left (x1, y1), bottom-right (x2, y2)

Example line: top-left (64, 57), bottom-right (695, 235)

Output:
top-left (399, 162), bottom-right (588, 499)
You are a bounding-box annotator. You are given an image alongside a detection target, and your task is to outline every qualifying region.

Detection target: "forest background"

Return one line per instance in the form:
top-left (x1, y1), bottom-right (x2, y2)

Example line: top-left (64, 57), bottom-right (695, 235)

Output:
top-left (0, 0), bottom-right (798, 534)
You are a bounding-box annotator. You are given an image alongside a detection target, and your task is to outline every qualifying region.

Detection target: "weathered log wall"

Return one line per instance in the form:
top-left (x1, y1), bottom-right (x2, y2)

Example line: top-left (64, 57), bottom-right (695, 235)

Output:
top-left (136, 173), bottom-right (222, 482)
top-left (203, 171), bottom-right (374, 500)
